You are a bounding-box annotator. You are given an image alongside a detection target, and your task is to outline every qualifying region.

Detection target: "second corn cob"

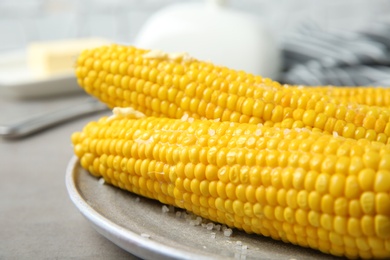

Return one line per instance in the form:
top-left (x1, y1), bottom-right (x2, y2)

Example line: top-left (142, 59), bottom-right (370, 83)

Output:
top-left (289, 85), bottom-right (390, 108)
top-left (75, 45), bottom-right (390, 144)
top-left (72, 109), bottom-right (390, 259)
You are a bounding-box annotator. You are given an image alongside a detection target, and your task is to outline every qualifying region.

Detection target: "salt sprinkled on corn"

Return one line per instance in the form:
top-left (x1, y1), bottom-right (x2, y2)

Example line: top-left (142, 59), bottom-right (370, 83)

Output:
top-left (142, 49), bottom-right (167, 59)
top-left (109, 107), bottom-right (146, 121)
top-left (181, 114), bottom-right (189, 121)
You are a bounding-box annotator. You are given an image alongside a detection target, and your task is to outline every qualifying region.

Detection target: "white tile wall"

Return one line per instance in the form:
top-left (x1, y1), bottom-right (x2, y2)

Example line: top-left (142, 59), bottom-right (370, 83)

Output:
top-left (0, 0), bottom-right (389, 52)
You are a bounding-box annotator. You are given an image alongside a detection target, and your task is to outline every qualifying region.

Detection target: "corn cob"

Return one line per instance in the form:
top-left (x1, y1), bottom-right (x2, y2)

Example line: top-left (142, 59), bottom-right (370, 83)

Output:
top-left (289, 86), bottom-right (390, 108)
top-left (72, 110), bottom-right (390, 259)
top-left (75, 45), bottom-right (390, 144)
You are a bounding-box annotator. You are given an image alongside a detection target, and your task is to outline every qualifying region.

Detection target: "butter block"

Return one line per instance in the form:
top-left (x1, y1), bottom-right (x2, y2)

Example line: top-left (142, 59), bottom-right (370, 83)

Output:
top-left (27, 38), bottom-right (110, 77)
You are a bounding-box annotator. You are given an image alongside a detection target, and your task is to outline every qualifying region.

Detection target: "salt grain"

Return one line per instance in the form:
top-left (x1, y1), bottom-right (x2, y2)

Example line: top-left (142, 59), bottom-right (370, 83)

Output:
top-left (223, 228), bottom-right (233, 237)
top-left (211, 232), bottom-right (216, 239)
top-left (214, 225), bottom-right (221, 231)
top-left (195, 217), bottom-right (202, 225)
top-left (175, 211), bottom-right (182, 218)
top-left (189, 219), bottom-right (202, 226)
top-left (98, 178), bottom-right (105, 185)
top-left (162, 205), bottom-right (169, 213)
top-left (206, 223), bottom-right (214, 230)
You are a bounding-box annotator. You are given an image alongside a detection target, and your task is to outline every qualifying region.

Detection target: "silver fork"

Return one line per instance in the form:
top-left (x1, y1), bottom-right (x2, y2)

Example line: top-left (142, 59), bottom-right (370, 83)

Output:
top-left (0, 98), bottom-right (108, 138)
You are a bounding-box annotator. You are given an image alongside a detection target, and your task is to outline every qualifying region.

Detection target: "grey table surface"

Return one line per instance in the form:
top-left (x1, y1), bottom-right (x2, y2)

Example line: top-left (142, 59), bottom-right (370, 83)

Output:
top-left (0, 93), bottom-right (138, 259)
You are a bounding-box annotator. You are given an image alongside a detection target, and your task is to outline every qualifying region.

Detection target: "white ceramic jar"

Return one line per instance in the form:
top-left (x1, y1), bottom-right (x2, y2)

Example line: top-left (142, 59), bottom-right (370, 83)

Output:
top-left (135, 0), bottom-right (281, 80)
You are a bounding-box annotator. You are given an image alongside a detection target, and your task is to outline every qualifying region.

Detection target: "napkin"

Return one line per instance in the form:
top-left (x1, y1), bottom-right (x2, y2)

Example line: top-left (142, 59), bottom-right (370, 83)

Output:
top-left (281, 20), bottom-right (390, 86)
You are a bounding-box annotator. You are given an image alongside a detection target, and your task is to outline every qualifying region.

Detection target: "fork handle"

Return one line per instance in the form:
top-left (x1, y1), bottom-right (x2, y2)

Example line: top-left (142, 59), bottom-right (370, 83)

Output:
top-left (0, 99), bottom-right (108, 138)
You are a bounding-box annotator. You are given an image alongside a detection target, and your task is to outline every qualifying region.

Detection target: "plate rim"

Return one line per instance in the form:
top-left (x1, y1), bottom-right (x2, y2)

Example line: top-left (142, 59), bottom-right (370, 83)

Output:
top-left (65, 155), bottom-right (217, 260)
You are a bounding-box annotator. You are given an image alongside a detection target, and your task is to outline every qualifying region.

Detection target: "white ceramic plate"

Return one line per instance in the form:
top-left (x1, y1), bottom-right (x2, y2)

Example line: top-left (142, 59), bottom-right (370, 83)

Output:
top-left (66, 156), bottom-right (338, 260)
top-left (0, 51), bottom-right (83, 99)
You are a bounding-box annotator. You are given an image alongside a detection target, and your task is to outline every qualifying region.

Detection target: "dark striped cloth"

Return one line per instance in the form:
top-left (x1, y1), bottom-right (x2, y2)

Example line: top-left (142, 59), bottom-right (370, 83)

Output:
top-left (281, 21), bottom-right (390, 87)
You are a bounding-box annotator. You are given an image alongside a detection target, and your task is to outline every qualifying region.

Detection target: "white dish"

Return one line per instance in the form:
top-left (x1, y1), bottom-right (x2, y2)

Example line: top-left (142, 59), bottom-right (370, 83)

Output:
top-left (66, 156), bottom-right (337, 260)
top-left (0, 50), bottom-right (83, 99)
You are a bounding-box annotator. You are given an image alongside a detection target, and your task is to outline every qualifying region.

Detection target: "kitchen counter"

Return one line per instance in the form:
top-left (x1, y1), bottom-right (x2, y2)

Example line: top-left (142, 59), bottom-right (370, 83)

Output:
top-left (0, 93), bottom-right (138, 259)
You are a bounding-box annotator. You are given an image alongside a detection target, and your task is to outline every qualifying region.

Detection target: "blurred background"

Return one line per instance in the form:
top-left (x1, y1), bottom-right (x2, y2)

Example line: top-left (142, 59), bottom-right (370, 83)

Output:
top-left (1, 0), bottom-right (390, 88)
top-left (1, 0), bottom-right (389, 50)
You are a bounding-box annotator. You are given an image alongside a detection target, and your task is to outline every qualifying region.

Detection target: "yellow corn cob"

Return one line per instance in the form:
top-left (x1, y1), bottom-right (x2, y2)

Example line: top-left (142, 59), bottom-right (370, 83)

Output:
top-left (75, 45), bottom-right (390, 144)
top-left (289, 86), bottom-right (390, 108)
top-left (72, 112), bottom-right (390, 259)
